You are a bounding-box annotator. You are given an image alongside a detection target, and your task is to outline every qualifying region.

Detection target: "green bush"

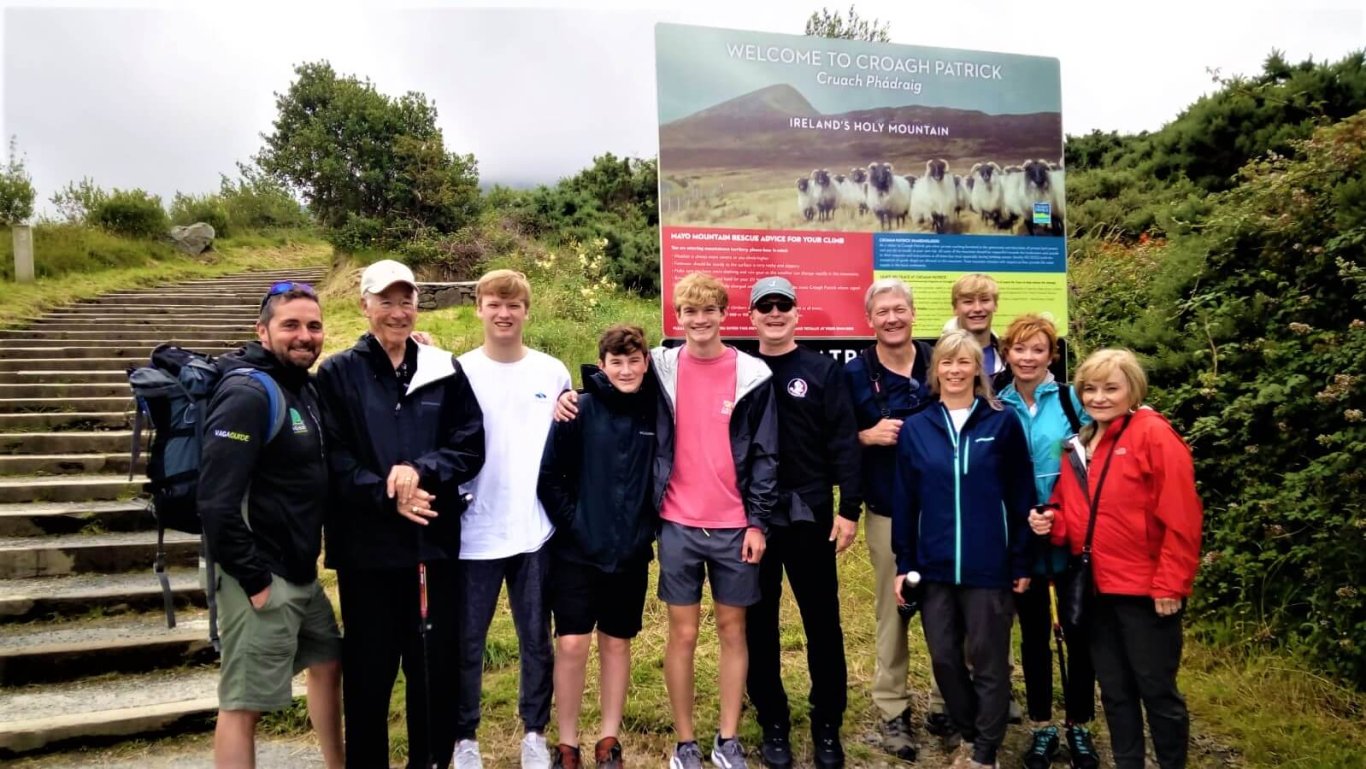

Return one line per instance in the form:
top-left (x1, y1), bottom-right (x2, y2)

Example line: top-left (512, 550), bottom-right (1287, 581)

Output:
top-left (219, 164), bottom-right (312, 230)
top-left (170, 192), bottom-right (231, 238)
top-left (90, 188), bottom-right (169, 239)
top-left (1074, 113), bottom-right (1366, 686)
top-left (0, 136), bottom-right (35, 225)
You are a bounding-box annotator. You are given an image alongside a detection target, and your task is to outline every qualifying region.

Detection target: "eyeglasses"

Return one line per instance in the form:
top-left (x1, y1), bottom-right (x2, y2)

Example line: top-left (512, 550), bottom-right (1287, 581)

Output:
top-left (260, 281), bottom-right (316, 310)
top-left (753, 299), bottom-right (795, 314)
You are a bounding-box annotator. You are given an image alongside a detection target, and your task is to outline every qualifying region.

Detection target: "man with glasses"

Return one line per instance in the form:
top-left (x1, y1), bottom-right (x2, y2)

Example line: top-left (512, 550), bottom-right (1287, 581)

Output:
top-left (200, 280), bottom-right (343, 768)
top-left (744, 277), bottom-right (862, 769)
top-left (316, 259), bottom-right (487, 768)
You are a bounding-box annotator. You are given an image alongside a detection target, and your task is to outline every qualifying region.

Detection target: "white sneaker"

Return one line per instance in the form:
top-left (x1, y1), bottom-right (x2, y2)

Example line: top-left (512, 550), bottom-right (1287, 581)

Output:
top-left (455, 739), bottom-right (483, 769)
top-left (521, 731), bottom-right (552, 769)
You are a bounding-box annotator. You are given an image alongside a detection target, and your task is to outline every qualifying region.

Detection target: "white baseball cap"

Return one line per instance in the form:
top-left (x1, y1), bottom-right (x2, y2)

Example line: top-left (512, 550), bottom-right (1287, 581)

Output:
top-left (360, 259), bottom-right (417, 297)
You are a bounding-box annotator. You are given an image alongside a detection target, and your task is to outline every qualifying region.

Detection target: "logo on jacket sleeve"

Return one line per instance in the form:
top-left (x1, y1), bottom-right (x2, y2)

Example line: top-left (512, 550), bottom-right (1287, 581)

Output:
top-left (786, 378), bottom-right (809, 398)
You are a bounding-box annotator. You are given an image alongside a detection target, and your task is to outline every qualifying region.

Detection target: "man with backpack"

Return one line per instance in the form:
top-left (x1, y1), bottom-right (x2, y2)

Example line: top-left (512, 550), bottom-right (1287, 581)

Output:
top-left (198, 281), bottom-right (343, 769)
top-left (316, 260), bottom-right (487, 769)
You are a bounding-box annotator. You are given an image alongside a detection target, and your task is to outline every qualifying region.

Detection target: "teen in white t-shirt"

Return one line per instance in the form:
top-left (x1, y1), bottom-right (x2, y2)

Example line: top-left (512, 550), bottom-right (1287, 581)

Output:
top-left (452, 270), bottom-right (570, 769)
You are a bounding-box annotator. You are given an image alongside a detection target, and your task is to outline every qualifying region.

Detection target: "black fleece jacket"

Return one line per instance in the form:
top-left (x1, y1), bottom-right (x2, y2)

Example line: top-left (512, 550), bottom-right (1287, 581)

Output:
top-left (198, 342), bottom-right (326, 597)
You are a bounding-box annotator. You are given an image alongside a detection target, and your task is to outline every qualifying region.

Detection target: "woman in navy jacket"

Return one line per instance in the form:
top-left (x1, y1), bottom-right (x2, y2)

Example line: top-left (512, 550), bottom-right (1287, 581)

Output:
top-left (892, 329), bottom-right (1036, 769)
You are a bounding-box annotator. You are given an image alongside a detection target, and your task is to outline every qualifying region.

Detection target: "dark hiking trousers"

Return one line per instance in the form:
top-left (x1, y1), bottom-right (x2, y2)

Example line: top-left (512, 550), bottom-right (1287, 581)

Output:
top-left (746, 519), bottom-right (848, 730)
top-left (921, 583), bottom-right (1015, 766)
top-left (1090, 594), bottom-right (1190, 769)
top-left (455, 546), bottom-right (552, 739)
top-left (338, 562), bottom-right (459, 769)
top-left (1016, 576), bottom-right (1096, 724)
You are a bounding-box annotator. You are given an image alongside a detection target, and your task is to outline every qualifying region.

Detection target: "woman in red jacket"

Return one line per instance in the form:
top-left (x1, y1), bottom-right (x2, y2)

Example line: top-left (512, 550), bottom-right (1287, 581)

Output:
top-left (1029, 349), bottom-right (1202, 769)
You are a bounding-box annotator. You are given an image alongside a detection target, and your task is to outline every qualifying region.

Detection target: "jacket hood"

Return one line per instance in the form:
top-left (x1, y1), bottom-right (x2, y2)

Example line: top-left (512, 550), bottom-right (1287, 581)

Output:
top-left (218, 341), bottom-right (311, 390)
top-left (350, 333), bottom-right (457, 395)
top-left (582, 363), bottom-right (655, 413)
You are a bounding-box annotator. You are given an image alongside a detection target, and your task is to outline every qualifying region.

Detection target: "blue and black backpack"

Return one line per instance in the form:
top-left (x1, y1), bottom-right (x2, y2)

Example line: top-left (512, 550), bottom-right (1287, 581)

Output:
top-left (127, 344), bottom-right (286, 651)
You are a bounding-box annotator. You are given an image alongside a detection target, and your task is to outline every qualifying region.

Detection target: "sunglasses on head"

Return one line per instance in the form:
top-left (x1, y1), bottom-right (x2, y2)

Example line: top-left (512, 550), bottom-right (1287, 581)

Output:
top-left (260, 281), bottom-right (316, 310)
top-left (754, 298), bottom-right (795, 314)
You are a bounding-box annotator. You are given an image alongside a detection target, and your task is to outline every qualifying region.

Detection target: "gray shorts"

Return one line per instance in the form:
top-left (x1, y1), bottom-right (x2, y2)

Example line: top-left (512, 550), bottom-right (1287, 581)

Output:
top-left (657, 521), bottom-right (761, 607)
top-left (216, 571), bottom-right (341, 712)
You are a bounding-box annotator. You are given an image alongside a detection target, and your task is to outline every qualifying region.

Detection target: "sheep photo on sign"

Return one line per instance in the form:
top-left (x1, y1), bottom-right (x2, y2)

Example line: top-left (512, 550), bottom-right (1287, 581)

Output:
top-left (656, 23), bottom-right (1070, 343)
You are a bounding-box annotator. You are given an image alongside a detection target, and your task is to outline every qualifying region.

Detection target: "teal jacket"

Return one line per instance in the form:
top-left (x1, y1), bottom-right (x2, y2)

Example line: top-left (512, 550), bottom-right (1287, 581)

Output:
top-left (998, 375), bottom-right (1089, 576)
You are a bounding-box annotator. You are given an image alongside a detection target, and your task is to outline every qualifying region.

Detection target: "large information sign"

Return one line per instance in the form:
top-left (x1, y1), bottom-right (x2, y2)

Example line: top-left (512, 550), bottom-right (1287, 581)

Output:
top-left (655, 23), bottom-right (1067, 347)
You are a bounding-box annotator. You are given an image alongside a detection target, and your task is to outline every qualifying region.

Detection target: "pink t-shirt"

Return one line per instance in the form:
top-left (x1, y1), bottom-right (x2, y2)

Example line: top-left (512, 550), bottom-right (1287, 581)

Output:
top-left (659, 347), bottom-right (747, 529)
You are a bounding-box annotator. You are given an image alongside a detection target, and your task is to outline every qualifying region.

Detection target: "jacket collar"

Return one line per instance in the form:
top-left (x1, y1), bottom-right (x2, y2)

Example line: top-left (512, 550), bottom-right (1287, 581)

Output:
top-left (650, 344), bottom-right (772, 410)
top-left (354, 333), bottom-right (456, 395)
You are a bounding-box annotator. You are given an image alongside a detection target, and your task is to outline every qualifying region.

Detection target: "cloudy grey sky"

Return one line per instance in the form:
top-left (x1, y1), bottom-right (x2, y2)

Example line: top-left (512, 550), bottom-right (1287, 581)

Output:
top-left (3, 0), bottom-right (1363, 211)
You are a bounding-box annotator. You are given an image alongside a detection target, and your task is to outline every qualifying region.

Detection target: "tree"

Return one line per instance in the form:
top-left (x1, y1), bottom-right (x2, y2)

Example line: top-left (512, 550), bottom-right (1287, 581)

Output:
top-left (804, 5), bottom-right (890, 42)
top-left (0, 136), bottom-right (35, 226)
top-left (255, 61), bottom-right (480, 249)
top-left (49, 177), bottom-right (107, 224)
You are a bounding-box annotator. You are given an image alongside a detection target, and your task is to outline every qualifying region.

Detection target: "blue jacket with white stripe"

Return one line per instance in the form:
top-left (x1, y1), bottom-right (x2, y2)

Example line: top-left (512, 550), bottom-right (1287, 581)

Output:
top-left (891, 396), bottom-right (1036, 589)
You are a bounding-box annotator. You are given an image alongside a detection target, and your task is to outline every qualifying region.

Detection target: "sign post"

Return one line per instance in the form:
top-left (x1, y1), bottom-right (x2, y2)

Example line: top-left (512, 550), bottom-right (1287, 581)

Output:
top-left (12, 225), bottom-right (34, 283)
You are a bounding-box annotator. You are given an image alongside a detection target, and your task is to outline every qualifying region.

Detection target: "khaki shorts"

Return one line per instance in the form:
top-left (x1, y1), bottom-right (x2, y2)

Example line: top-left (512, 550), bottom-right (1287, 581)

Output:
top-left (216, 570), bottom-right (341, 712)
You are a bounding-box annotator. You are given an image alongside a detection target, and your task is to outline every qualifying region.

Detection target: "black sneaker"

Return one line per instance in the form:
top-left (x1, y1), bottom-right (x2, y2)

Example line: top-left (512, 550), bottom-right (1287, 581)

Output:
top-left (811, 722), bottom-right (845, 769)
top-left (924, 711), bottom-right (953, 737)
top-left (758, 725), bottom-right (792, 769)
top-left (878, 708), bottom-right (917, 762)
top-left (1065, 725), bottom-right (1098, 769)
top-left (1021, 726), bottom-right (1059, 769)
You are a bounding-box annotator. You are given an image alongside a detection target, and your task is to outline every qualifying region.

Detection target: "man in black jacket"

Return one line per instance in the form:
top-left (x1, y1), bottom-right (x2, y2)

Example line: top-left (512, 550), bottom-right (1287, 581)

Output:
top-left (537, 325), bottom-right (657, 769)
top-left (315, 260), bottom-right (486, 769)
top-left (200, 282), bottom-right (342, 769)
top-left (744, 277), bottom-right (863, 769)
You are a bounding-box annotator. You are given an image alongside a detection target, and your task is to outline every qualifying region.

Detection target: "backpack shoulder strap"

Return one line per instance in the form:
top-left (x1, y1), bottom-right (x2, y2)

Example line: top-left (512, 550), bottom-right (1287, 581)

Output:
top-left (1059, 383), bottom-right (1082, 434)
top-left (859, 346), bottom-right (891, 419)
top-left (223, 368), bottom-right (288, 442)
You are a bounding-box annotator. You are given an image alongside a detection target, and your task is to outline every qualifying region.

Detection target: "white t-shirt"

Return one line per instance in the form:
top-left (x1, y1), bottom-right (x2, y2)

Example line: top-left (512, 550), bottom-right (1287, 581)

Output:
top-left (949, 407), bottom-right (971, 434)
top-left (457, 347), bottom-right (571, 560)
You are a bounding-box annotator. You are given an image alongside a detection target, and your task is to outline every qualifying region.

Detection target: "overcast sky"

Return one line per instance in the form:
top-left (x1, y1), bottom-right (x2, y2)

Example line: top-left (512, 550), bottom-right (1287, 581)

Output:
top-left (3, 0), bottom-right (1363, 212)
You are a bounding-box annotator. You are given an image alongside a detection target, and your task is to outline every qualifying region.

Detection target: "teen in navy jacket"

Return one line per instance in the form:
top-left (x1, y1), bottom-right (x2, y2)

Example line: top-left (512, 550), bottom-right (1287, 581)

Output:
top-left (891, 330), bottom-right (1035, 769)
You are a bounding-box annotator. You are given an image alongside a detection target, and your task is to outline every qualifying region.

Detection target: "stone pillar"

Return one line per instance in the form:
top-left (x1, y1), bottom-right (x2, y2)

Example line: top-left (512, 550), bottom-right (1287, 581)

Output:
top-left (12, 225), bottom-right (34, 283)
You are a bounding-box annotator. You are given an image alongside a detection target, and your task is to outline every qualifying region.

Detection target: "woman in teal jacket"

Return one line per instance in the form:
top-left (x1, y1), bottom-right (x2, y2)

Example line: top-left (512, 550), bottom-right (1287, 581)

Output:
top-left (892, 330), bottom-right (1035, 769)
top-left (997, 314), bottom-right (1098, 769)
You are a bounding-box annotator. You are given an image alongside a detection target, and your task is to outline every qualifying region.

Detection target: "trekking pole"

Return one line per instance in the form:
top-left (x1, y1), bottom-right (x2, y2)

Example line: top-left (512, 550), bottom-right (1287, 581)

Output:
top-left (418, 561), bottom-right (438, 769)
top-left (1044, 545), bottom-right (1070, 700)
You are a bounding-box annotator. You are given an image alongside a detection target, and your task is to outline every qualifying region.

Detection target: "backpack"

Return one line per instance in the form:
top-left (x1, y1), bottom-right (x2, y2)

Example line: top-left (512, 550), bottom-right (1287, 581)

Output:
top-left (127, 344), bottom-right (287, 652)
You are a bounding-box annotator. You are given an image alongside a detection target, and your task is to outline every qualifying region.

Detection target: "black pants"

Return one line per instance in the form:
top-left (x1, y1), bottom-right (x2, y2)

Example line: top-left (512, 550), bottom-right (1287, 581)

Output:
top-left (455, 547), bottom-right (553, 739)
top-left (921, 583), bottom-right (1014, 766)
top-left (1090, 594), bottom-right (1189, 769)
top-left (1016, 577), bottom-right (1096, 724)
top-left (745, 519), bottom-right (848, 729)
top-left (338, 562), bottom-right (459, 769)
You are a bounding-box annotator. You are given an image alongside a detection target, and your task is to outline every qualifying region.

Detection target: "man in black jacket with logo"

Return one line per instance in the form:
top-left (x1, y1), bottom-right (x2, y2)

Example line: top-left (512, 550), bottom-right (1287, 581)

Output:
top-left (200, 282), bottom-right (342, 769)
top-left (744, 277), bottom-right (863, 769)
top-left (537, 325), bottom-right (658, 769)
top-left (315, 260), bottom-right (486, 769)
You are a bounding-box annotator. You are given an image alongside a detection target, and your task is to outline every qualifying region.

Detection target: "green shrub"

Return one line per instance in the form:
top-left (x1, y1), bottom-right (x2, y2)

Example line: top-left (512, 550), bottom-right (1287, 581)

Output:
top-left (90, 188), bottom-right (169, 238)
top-left (170, 192), bottom-right (231, 238)
top-left (0, 136), bottom-right (35, 225)
top-left (219, 164), bottom-right (312, 230)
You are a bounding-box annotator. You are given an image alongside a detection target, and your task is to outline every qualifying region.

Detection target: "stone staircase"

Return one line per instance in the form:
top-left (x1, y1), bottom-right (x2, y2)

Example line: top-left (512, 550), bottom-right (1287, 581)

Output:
top-left (0, 267), bottom-right (326, 757)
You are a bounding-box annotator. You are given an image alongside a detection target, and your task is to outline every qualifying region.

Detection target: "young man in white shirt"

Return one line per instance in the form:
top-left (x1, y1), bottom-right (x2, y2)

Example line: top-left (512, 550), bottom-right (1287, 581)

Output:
top-left (454, 269), bottom-right (572, 769)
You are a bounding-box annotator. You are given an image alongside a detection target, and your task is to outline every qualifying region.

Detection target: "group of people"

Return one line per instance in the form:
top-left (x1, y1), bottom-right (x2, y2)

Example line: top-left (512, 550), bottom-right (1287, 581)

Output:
top-left (198, 260), bottom-right (1204, 769)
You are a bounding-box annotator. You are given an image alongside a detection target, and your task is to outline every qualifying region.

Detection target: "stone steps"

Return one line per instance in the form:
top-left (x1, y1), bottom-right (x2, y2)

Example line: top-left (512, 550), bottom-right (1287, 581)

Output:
top-left (0, 530), bottom-right (197, 579)
top-left (0, 432), bottom-right (144, 455)
top-left (0, 667), bottom-right (304, 754)
top-left (0, 612), bottom-right (214, 686)
top-left (0, 266), bottom-right (325, 755)
top-left (0, 567), bottom-right (203, 622)
top-left (0, 501), bottom-right (149, 537)
top-left (0, 453), bottom-right (141, 477)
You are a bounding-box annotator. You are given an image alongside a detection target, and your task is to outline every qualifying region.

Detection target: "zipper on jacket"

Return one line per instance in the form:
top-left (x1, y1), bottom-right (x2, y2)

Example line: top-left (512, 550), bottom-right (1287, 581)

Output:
top-left (941, 400), bottom-right (978, 585)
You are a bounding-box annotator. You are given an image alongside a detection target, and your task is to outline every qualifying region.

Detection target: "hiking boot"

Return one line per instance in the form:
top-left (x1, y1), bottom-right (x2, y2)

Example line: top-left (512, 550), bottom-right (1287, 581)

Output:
top-left (594, 736), bottom-right (623, 769)
top-left (455, 739), bottom-right (484, 769)
top-left (522, 732), bottom-right (552, 769)
top-left (924, 710), bottom-right (954, 737)
top-left (878, 708), bottom-right (917, 762)
top-left (711, 734), bottom-right (749, 769)
top-left (757, 725), bottom-right (792, 769)
top-left (552, 744), bottom-right (582, 769)
top-left (1065, 725), bottom-right (1099, 769)
top-left (810, 722), bottom-right (845, 769)
top-left (1021, 726), bottom-right (1059, 769)
top-left (671, 741), bottom-right (705, 769)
